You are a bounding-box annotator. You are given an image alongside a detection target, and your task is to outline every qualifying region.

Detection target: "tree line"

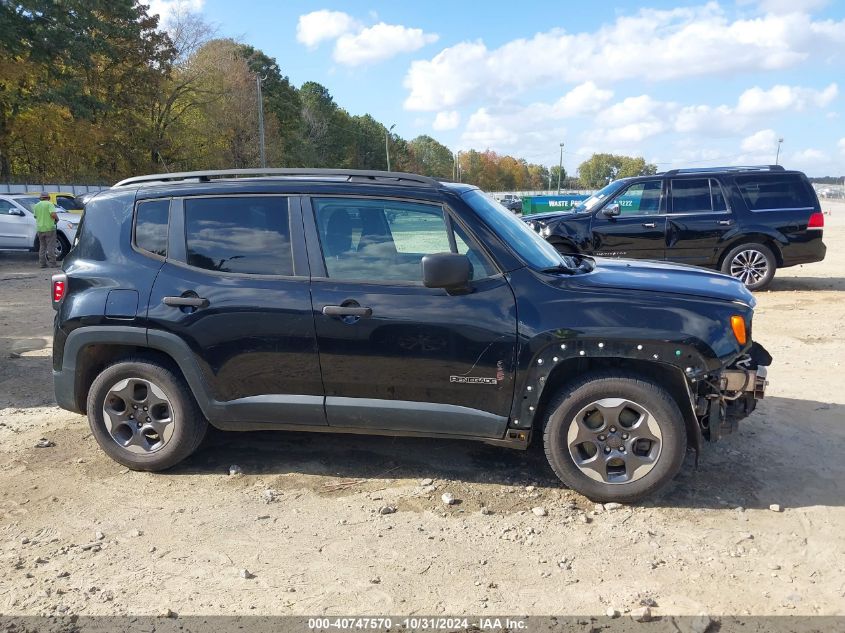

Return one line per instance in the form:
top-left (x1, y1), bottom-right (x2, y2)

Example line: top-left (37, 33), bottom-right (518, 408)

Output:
top-left (0, 1), bottom-right (656, 190)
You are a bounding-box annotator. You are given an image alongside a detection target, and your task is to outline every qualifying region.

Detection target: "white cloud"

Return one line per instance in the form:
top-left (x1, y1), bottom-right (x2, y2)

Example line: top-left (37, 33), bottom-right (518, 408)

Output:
top-left (736, 83), bottom-right (838, 115)
top-left (148, 0), bottom-right (204, 27)
top-left (741, 129), bottom-right (780, 153)
top-left (674, 83), bottom-right (838, 135)
top-left (790, 148), bottom-right (829, 163)
top-left (583, 95), bottom-right (677, 147)
top-left (432, 111), bottom-right (460, 131)
top-left (839, 138), bottom-right (845, 155)
top-left (458, 82), bottom-right (613, 150)
top-left (403, 4), bottom-right (845, 111)
top-left (333, 23), bottom-right (438, 66)
top-left (296, 10), bottom-right (360, 48)
top-left (754, 0), bottom-right (829, 14)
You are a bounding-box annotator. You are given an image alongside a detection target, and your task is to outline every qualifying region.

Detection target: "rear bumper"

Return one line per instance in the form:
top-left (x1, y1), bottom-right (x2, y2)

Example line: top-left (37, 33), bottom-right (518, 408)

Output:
top-left (781, 236), bottom-right (826, 267)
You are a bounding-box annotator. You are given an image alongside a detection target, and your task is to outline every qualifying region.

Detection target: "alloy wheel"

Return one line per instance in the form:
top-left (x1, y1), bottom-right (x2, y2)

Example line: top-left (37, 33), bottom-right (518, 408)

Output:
top-left (566, 398), bottom-right (663, 484)
top-left (729, 249), bottom-right (769, 286)
top-left (102, 378), bottom-right (175, 454)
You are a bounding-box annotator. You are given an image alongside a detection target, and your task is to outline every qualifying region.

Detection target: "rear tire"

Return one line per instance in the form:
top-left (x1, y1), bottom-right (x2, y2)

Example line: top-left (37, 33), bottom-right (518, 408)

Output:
top-left (542, 372), bottom-right (687, 503)
top-left (720, 243), bottom-right (776, 290)
top-left (86, 359), bottom-right (207, 471)
top-left (55, 233), bottom-right (70, 261)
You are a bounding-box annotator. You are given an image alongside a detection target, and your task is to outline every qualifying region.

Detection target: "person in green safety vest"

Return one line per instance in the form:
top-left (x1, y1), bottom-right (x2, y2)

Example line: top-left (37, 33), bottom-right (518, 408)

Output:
top-left (32, 192), bottom-right (59, 268)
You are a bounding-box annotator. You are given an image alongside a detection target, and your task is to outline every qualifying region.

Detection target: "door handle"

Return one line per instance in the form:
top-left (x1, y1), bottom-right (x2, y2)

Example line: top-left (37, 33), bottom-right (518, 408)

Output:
top-left (163, 296), bottom-right (209, 308)
top-left (642, 222), bottom-right (657, 228)
top-left (717, 220), bottom-right (734, 226)
top-left (322, 305), bottom-right (373, 318)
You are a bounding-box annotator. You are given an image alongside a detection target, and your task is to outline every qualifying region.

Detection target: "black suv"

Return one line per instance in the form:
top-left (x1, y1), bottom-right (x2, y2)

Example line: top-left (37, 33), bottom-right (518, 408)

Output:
top-left (52, 168), bottom-right (771, 502)
top-left (524, 165), bottom-right (825, 290)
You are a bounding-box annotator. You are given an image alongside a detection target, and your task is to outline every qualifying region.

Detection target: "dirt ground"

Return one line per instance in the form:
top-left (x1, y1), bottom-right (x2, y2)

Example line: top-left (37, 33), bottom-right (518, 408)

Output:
top-left (1, 203), bottom-right (844, 619)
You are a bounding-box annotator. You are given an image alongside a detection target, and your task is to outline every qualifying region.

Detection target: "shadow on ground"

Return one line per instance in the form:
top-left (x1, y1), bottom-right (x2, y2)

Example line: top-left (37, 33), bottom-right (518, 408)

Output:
top-left (767, 276), bottom-right (845, 291)
top-left (166, 396), bottom-right (845, 512)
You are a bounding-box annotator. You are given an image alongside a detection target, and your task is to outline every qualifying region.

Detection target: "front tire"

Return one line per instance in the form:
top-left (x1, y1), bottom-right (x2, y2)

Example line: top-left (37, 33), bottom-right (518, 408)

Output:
top-left (721, 243), bottom-right (776, 290)
top-left (86, 359), bottom-right (207, 471)
top-left (542, 372), bottom-right (687, 503)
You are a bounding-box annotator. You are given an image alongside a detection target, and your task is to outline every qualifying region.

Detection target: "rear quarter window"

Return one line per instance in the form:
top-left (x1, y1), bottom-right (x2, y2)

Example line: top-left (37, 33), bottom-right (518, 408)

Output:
top-left (134, 200), bottom-right (170, 257)
top-left (735, 175), bottom-right (816, 211)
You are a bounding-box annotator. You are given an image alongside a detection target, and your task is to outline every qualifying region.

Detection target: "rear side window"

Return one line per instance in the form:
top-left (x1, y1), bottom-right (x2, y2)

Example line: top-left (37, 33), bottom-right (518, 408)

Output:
top-left (671, 178), bottom-right (728, 213)
top-left (184, 196), bottom-right (293, 275)
top-left (736, 175), bottom-right (815, 211)
top-left (135, 200), bottom-right (169, 257)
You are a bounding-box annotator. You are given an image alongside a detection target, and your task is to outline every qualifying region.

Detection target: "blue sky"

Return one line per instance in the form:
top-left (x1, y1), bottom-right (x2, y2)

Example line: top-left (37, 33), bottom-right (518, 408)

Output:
top-left (153, 0), bottom-right (845, 176)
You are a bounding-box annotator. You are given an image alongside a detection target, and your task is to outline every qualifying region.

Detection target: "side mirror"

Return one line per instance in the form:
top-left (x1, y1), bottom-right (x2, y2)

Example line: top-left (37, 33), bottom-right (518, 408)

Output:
top-left (602, 203), bottom-right (621, 218)
top-left (10, 209), bottom-right (25, 217)
top-left (422, 253), bottom-right (471, 293)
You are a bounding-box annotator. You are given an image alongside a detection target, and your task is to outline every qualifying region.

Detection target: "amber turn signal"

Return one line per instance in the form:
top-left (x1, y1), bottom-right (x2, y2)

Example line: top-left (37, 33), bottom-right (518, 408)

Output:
top-left (730, 315), bottom-right (747, 345)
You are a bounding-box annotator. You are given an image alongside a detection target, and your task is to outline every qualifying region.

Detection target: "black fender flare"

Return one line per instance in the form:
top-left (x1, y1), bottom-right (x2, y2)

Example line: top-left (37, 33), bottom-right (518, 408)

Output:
top-left (510, 337), bottom-right (710, 452)
top-left (54, 325), bottom-right (216, 419)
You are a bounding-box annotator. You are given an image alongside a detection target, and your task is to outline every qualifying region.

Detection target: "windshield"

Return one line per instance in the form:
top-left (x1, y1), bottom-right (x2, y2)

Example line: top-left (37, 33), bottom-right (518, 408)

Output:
top-left (572, 180), bottom-right (627, 213)
top-left (13, 196), bottom-right (38, 212)
top-left (462, 189), bottom-right (564, 270)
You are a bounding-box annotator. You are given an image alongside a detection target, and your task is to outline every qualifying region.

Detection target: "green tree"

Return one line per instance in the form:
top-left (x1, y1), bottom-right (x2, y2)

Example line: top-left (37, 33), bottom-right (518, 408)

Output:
top-left (240, 45), bottom-right (304, 167)
top-left (577, 153), bottom-right (657, 188)
top-left (409, 135), bottom-right (453, 179)
top-left (1, 0), bottom-right (173, 180)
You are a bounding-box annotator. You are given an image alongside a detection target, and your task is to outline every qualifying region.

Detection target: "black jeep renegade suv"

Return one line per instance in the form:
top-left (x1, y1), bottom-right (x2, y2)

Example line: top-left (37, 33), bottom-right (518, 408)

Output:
top-left (52, 168), bottom-right (771, 502)
top-left (524, 165), bottom-right (826, 290)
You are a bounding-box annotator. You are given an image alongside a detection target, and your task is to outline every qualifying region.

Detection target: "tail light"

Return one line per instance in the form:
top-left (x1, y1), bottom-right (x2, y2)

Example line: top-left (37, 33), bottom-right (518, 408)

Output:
top-left (808, 212), bottom-right (824, 229)
top-left (51, 273), bottom-right (67, 308)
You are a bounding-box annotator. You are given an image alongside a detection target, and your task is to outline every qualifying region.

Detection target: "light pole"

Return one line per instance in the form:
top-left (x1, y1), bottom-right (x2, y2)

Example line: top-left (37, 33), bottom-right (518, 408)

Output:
top-left (557, 142), bottom-right (564, 194)
top-left (385, 124), bottom-right (396, 171)
top-left (256, 74), bottom-right (267, 168)
top-left (454, 150), bottom-right (463, 182)
top-left (548, 171), bottom-right (552, 191)
top-left (775, 137), bottom-right (784, 165)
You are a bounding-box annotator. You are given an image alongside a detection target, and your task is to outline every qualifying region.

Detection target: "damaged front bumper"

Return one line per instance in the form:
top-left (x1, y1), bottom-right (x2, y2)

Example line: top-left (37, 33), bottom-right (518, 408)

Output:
top-left (695, 342), bottom-right (772, 442)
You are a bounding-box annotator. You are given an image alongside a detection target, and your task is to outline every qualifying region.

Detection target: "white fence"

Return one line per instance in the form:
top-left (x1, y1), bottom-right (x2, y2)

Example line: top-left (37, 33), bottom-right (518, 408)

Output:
top-left (1, 183), bottom-right (107, 195)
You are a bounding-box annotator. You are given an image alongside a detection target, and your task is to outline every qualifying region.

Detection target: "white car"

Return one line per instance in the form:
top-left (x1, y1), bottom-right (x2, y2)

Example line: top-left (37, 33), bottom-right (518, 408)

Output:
top-left (0, 194), bottom-right (80, 260)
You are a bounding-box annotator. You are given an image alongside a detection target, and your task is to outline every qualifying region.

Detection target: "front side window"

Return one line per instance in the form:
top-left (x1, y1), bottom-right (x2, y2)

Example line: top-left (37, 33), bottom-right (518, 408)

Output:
top-left (313, 197), bottom-right (496, 282)
top-left (671, 178), bottom-right (728, 213)
top-left (134, 199), bottom-right (169, 257)
top-left (185, 196), bottom-right (293, 275)
top-left (736, 175), bottom-right (815, 211)
top-left (611, 180), bottom-right (663, 215)
top-left (11, 197), bottom-right (37, 212)
top-left (0, 200), bottom-right (20, 214)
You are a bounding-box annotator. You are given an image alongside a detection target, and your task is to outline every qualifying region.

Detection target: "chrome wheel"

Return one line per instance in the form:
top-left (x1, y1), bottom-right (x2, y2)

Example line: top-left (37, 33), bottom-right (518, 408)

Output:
top-left (566, 398), bottom-right (662, 484)
top-left (729, 249), bottom-right (769, 286)
top-left (102, 378), bottom-right (175, 454)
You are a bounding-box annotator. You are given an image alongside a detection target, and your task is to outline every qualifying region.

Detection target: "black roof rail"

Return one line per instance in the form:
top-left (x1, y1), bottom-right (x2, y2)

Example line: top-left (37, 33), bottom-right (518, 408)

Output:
top-left (662, 165), bottom-right (786, 177)
top-left (112, 168), bottom-right (442, 188)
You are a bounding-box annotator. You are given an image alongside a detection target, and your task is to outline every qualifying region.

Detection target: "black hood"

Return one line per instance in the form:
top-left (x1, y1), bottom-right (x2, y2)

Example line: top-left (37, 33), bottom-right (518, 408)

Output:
top-left (573, 257), bottom-right (756, 306)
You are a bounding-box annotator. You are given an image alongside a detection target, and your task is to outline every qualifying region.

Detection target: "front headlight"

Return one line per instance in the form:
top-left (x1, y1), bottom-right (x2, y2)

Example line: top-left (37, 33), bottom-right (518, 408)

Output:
top-left (63, 221), bottom-right (79, 230)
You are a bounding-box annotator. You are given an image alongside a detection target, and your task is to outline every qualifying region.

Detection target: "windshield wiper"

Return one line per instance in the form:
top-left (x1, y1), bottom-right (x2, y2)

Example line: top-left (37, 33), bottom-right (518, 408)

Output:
top-left (540, 264), bottom-right (576, 274)
top-left (541, 254), bottom-right (595, 275)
